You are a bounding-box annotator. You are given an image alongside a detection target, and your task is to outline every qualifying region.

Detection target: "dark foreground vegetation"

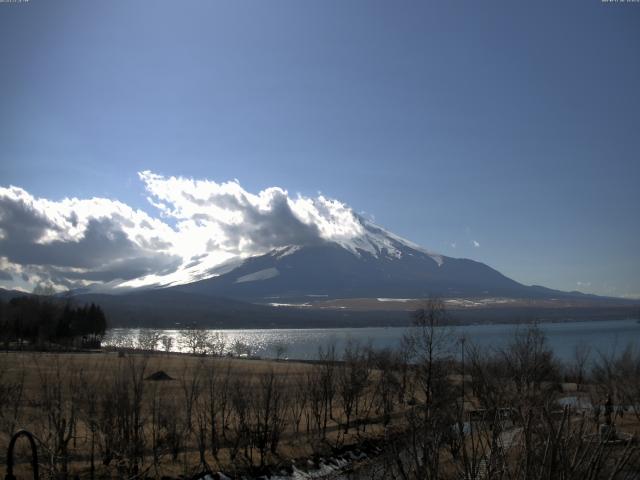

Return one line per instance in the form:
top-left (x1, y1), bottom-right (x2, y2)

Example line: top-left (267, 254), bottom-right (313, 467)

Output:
top-left (0, 296), bottom-right (107, 349)
top-left (0, 299), bottom-right (639, 479)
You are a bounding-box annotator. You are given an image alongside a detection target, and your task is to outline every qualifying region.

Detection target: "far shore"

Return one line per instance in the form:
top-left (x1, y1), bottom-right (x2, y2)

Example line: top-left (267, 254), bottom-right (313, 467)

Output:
top-left (106, 306), bottom-right (640, 330)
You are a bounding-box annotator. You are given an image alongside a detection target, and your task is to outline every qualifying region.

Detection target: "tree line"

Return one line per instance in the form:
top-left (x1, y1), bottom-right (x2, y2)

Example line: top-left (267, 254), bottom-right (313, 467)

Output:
top-left (0, 296), bottom-right (107, 349)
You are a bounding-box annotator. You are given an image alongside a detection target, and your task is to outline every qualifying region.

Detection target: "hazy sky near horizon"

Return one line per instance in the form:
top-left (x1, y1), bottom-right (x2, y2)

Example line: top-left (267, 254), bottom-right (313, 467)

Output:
top-left (1, 1), bottom-right (639, 297)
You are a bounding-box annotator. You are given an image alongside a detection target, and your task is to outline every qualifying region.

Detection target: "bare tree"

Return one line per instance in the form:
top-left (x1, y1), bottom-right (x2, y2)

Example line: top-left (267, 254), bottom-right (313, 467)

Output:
top-left (306, 367), bottom-right (326, 438)
top-left (0, 353), bottom-right (25, 441)
top-left (337, 339), bottom-right (370, 433)
top-left (100, 355), bottom-right (149, 476)
top-left (147, 380), bottom-right (177, 476)
top-left (592, 344), bottom-right (640, 423)
top-left (371, 347), bottom-right (401, 427)
top-left (393, 298), bottom-right (457, 480)
top-left (231, 339), bottom-right (253, 357)
top-left (160, 334), bottom-right (174, 354)
top-left (288, 372), bottom-right (308, 434)
top-left (201, 358), bottom-right (222, 457)
top-left (499, 324), bottom-right (559, 406)
top-left (35, 356), bottom-right (82, 479)
top-left (317, 342), bottom-right (337, 434)
top-left (568, 342), bottom-right (592, 387)
top-left (158, 395), bottom-right (184, 462)
top-left (137, 329), bottom-right (161, 352)
top-left (273, 341), bottom-right (288, 360)
top-left (228, 376), bottom-right (251, 463)
top-left (179, 359), bottom-right (203, 439)
top-left (206, 332), bottom-right (226, 357)
top-left (194, 384), bottom-right (211, 471)
top-left (249, 369), bottom-right (288, 466)
top-left (217, 360), bottom-right (234, 443)
top-left (180, 328), bottom-right (210, 355)
top-left (614, 344), bottom-right (640, 422)
top-left (78, 360), bottom-right (107, 480)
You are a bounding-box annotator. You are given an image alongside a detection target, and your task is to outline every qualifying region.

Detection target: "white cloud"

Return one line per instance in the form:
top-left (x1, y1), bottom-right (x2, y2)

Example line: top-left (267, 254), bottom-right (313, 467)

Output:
top-left (137, 171), bottom-right (375, 258)
top-left (0, 185), bottom-right (182, 291)
top-left (0, 171), bottom-right (390, 291)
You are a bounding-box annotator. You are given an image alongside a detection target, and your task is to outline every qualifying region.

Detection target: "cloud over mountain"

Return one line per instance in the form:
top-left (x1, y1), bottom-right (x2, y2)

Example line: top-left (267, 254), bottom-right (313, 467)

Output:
top-left (0, 185), bottom-right (181, 290)
top-left (0, 172), bottom-right (376, 291)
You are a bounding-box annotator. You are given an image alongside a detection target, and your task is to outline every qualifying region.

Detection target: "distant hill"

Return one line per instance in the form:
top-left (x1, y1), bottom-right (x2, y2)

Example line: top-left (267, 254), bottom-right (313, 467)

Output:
top-left (0, 288), bottom-right (32, 302)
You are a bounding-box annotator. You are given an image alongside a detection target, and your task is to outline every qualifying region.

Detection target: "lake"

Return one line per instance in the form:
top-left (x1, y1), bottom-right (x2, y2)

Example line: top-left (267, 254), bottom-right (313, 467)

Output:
top-left (103, 318), bottom-right (640, 362)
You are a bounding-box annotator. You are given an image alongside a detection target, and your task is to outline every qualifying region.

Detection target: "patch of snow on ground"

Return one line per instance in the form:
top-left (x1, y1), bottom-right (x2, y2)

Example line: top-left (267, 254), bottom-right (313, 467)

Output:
top-left (444, 297), bottom-right (519, 308)
top-left (235, 267), bottom-right (279, 283)
top-left (270, 458), bottom-right (351, 480)
top-left (377, 298), bottom-right (415, 302)
top-left (268, 302), bottom-right (312, 308)
top-left (272, 245), bottom-right (302, 259)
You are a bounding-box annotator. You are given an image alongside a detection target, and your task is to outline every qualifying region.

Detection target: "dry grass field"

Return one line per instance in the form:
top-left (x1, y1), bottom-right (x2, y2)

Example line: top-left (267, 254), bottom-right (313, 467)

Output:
top-left (0, 350), bottom-right (399, 479)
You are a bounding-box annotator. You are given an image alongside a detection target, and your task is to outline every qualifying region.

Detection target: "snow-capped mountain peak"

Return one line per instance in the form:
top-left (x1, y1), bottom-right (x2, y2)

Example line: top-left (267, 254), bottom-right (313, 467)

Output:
top-left (358, 221), bottom-right (444, 266)
top-left (118, 215), bottom-right (445, 291)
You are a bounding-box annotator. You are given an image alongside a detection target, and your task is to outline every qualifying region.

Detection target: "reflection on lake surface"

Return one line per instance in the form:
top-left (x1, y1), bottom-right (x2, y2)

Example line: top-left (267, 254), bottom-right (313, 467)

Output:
top-left (103, 318), bottom-right (640, 362)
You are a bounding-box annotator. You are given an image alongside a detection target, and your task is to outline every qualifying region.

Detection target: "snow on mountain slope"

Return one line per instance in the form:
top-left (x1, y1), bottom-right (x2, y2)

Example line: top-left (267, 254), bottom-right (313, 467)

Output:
top-left (359, 221), bottom-right (444, 266)
top-left (170, 233), bottom-right (555, 302)
top-left (117, 212), bottom-right (570, 301)
top-left (78, 207), bottom-right (585, 302)
top-left (235, 267), bottom-right (279, 283)
top-left (118, 215), bottom-right (446, 290)
top-left (0, 173), bottom-right (599, 301)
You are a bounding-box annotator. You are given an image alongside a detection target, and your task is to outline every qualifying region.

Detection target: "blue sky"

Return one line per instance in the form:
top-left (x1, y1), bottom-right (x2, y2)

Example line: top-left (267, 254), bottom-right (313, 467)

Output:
top-left (1, 0), bottom-right (639, 297)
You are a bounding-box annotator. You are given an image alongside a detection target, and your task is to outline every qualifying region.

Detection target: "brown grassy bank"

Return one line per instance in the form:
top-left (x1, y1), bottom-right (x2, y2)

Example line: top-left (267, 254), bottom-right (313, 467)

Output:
top-left (0, 350), bottom-right (403, 479)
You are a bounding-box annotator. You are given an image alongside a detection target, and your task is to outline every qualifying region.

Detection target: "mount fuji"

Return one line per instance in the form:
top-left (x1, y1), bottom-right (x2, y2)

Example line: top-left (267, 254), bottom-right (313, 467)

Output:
top-left (10, 218), bottom-right (634, 328)
top-left (167, 221), bottom-right (576, 302)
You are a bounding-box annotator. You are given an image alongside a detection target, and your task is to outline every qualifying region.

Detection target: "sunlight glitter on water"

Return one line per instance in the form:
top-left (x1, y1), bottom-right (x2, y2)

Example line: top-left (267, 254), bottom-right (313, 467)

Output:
top-left (102, 318), bottom-right (640, 362)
